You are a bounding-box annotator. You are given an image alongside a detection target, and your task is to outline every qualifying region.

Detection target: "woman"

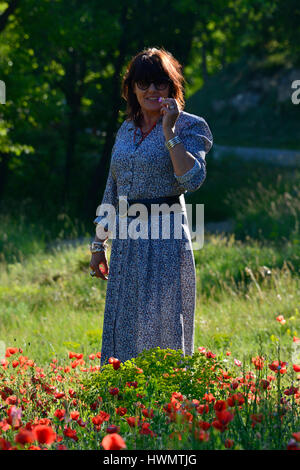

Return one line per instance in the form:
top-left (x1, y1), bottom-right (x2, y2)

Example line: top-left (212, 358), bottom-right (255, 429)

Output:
top-left (89, 47), bottom-right (213, 367)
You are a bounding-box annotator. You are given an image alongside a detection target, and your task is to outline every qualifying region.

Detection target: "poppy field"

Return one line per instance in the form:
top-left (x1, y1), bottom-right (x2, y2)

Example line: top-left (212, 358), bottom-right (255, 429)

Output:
top-left (1, 225), bottom-right (300, 451)
top-left (1, 319), bottom-right (300, 451)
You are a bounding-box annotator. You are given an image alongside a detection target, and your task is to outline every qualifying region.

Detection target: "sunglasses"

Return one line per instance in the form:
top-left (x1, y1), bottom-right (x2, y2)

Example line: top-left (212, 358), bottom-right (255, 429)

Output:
top-left (135, 78), bottom-right (170, 91)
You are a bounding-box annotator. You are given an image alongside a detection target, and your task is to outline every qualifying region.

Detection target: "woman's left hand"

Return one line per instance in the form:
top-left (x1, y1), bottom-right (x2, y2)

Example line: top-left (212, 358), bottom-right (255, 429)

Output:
top-left (160, 97), bottom-right (179, 131)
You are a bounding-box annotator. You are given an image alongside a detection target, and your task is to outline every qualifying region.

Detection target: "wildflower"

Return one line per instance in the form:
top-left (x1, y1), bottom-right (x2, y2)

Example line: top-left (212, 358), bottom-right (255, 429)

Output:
top-left (224, 439), bottom-right (234, 448)
top-left (250, 414), bottom-right (263, 428)
top-left (194, 429), bottom-right (210, 441)
top-left (203, 392), bottom-right (215, 403)
top-left (101, 433), bottom-right (126, 450)
top-left (169, 431), bottom-right (182, 440)
top-left (126, 417), bottom-right (138, 427)
top-left (7, 406), bottom-right (22, 428)
top-left (68, 389), bottom-right (76, 398)
top-left (287, 439), bottom-right (299, 450)
top-left (198, 347), bottom-right (206, 354)
top-left (293, 336), bottom-right (300, 343)
top-left (293, 365), bottom-right (300, 373)
top-left (92, 411), bottom-right (110, 431)
top-left (292, 432), bottom-right (300, 442)
top-left (14, 428), bottom-right (35, 445)
top-left (198, 421), bottom-right (210, 430)
top-left (6, 347), bottom-right (19, 357)
top-left (268, 360), bottom-right (288, 374)
top-left (108, 357), bottom-right (121, 370)
top-left (214, 400), bottom-right (227, 412)
top-left (284, 386), bottom-right (299, 396)
top-left (234, 359), bottom-right (242, 367)
top-left (116, 407), bottom-right (127, 416)
top-left (276, 315), bottom-right (286, 325)
top-left (142, 408), bottom-right (154, 419)
top-left (107, 425), bottom-right (120, 433)
top-left (109, 387), bottom-right (119, 396)
top-left (139, 422), bottom-right (154, 437)
top-left (63, 427), bottom-right (78, 441)
top-left (0, 437), bottom-right (12, 450)
top-left (70, 411), bottom-right (80, 421)
top-left (230, 380), bottom-right (239, 390)
top-left (33, 425), bottom-right (56, 445)
top-left (54, 409), bottom-right (65, 421)
top-left (206, 350), bottom-right (216, 359)
top-left (226, 351), bottom-right (231, 356)
top-left (215, 410), bottom-right (234, 426)
top-left (260, 379), bottom-right (270, 390)
top-left (77, 418), bottom-right (87, 428)
top-left (251, 356), bottom-right (264, 370)
top-left (126, 381), bottom-right (138, 388)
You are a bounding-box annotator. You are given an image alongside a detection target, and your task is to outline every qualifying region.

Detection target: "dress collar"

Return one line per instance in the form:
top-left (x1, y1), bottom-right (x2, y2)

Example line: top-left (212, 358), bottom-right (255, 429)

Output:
top-left (127, 114), bottom-right (163, 131)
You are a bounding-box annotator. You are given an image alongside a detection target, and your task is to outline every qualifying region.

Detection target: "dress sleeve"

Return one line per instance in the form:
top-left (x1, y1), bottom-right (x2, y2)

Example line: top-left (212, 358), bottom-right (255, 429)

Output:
top-left (174, 117), bottom-right (213, 192)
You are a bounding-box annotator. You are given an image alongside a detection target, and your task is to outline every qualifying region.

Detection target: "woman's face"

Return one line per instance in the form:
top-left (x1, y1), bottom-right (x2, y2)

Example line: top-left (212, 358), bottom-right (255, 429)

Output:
top-left (133, 78), bottom-right (170, 116)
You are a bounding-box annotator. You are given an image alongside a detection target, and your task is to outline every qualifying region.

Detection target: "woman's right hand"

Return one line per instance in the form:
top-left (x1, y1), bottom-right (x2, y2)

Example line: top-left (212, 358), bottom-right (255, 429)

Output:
top-left (89, 251), bottom-right (109, 281)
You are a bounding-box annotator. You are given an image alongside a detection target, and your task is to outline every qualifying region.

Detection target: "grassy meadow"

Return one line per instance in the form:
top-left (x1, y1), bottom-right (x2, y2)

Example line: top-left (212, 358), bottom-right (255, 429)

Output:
top-left (0, 164), bottom-right (300, 450)
top-left (0, 224), bottom-right (299, 366)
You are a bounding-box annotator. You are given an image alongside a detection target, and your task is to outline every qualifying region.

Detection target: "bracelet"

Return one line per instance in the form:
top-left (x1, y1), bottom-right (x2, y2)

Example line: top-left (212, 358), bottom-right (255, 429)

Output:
top-left (165, 135), bottom-right (182, 150)
top-left (89, 241), bottom-right (108, 254)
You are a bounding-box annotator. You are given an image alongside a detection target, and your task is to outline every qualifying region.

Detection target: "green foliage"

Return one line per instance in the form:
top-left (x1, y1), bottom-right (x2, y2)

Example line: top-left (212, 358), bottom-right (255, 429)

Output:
top-left (79, 347), bottom-right (224, 410)
top-left (226, 171), bottom-right (300, 243)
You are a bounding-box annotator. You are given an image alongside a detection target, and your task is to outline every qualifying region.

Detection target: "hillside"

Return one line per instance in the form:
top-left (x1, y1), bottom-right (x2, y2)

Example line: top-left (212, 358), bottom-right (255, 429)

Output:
top-left (186, 54), bottom-right (300, 150)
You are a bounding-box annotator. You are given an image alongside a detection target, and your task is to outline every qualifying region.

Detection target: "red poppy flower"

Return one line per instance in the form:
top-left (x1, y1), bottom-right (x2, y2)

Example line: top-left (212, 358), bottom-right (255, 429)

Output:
top-left (0, 437), bottom-right (12, 450)
top-left (225, 439), bottom-right (234, 448)
top-left (214, 400), bottom-right (227, 412)
top-left (260, 379), bottom-right (270, 390)
top-left (276, 315), bottom-right (286, 324)
top-left (109, 387), bottom-right (119, 396)
top-left (14, 428), bottom-right (35, 445)
top-left (101, 433), bottom-right (126, 450)
top-left (33, 425), bottom-right (56, 445)
top-left (54, 409), bottom-right (65, 421)
top-left (251, 356), bottom-right (264, 370)
top-left (293, 364), bottom-right (300, 373)
top-left (70, 411), bottom-right (80, 421)
top-left (292, 432), bottom-right (300, 442)
top-left (107, 425), bottom-right (120, 433)
top-left (194, 429), bottom-right (210, 441)
top-left (63, 427), bottom-right (78, 441)
top-left (116, 407), bottom-right (127, 416)
top-left (268, 360), bottom-right (288, 374)
top-left (126, 417), bottom-right (138, 427)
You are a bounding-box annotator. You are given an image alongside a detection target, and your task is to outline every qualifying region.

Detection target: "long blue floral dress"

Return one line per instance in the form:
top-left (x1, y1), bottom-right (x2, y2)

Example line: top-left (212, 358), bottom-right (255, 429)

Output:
top-left (94, 110), bottom-right (213, 366)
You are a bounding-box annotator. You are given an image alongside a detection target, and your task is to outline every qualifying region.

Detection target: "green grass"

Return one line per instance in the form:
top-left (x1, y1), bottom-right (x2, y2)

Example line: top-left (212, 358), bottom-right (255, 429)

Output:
top-left (0, 232), bottom-right (299, 366)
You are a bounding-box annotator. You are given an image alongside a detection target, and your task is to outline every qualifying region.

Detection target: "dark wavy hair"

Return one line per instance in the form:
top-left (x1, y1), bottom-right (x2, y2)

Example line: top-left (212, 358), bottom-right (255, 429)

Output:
top-left (121, 47), bottom-right (185, 127)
